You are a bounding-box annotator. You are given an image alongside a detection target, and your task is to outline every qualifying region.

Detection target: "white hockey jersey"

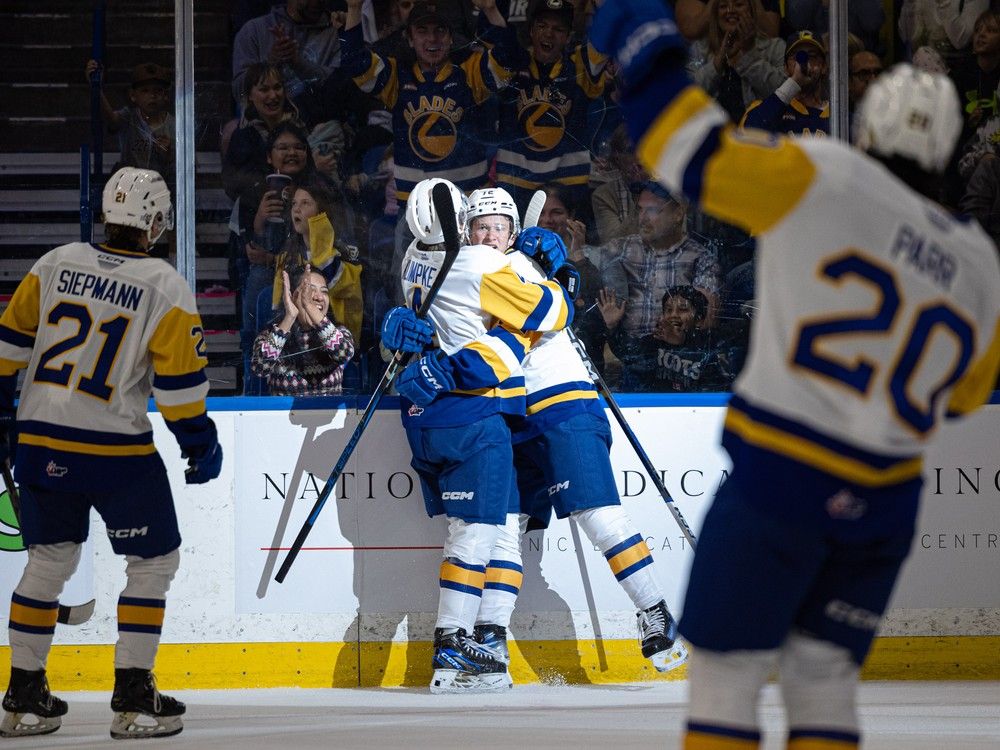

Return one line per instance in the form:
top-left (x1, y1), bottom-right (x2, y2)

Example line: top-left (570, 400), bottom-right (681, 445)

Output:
top-left (399, 241), bottom-right (572, 428)
top-left (633, 84), bottom-right (1000, 486)
top-left (504, 251), bottom-right (604, 442)
top-left (0, 242), bottom-right (212, 491)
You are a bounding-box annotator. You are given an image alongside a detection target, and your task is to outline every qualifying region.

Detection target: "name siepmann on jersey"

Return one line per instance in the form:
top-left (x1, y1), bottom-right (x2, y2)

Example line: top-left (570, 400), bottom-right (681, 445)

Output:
top-left (56, 268), bottom-right (145, 312)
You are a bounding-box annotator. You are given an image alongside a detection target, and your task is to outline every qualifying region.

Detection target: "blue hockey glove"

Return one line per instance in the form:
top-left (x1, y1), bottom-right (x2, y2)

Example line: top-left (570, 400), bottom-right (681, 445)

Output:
top-left (184, 442), bottom-right (223, 485)
top-left (589, 0), bottom-right (687, 87)
top-left (515, 227), bottom-right (568, 278)
top-left (554, 262), bottom-right (581, 302)
top-left (381, 306), bottom-right (435, 353)
top-left (395, 350), bottom-right (456, 407)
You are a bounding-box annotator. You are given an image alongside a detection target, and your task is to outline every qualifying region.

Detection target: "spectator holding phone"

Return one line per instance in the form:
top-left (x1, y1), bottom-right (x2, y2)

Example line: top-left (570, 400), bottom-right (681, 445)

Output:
top-left (741, 31), bottom-right (830, 136)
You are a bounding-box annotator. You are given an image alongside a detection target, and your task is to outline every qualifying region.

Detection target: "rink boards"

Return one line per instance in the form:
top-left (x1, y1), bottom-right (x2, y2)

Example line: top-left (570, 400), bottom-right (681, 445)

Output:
top-left (1, 395), bottom-right (998, 689)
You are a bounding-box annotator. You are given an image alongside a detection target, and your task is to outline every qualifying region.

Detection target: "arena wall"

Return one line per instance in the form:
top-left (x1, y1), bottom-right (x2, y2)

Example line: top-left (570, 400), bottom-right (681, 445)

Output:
top-left (2, 397), bottom-right (997, 689)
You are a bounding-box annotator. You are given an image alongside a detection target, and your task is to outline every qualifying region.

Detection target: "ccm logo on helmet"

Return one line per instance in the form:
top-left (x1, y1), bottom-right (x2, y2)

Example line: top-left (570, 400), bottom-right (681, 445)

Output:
top-left (442, 491), bottom-right (474, 500)
top-left (107, 526), bottom-right (149, 539)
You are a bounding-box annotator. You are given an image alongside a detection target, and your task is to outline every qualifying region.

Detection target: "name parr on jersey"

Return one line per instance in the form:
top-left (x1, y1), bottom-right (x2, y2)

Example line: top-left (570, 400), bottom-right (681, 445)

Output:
top-left (56, 269), bottom-right (145, 311)
top-left (402, 257), bottom-right (438, 288)
top-left (890, 224), bottom-right (957, 291)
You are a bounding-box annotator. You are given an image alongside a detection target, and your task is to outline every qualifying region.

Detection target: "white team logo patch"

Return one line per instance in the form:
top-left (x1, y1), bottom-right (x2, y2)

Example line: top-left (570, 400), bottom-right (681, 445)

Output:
top-left (408, 404), bottom-right (425, 417)
top-left (45, 461), bottom-right (68, 478)
top-left (825, 489), bottom-right (867, 520)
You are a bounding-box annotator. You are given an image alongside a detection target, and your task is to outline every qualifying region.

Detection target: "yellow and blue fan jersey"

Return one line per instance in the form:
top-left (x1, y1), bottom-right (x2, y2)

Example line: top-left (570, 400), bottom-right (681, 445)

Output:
top-left (740, 93), bottom-right (830, 136)
top-left (399, 241), bottom-right (573, 428)
top-left (493, 42), bottom-right (609, 200)
top-left (622, 66), bottom-right (1000, 487)
top-left (0, 242), bottom-right (213, 491)
top-left (341, 24), bottom-right (511, 205)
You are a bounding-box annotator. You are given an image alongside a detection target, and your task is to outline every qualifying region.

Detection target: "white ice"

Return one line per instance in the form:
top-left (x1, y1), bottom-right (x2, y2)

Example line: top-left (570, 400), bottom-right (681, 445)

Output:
top-left (5, 681), bottom-right (998, 748)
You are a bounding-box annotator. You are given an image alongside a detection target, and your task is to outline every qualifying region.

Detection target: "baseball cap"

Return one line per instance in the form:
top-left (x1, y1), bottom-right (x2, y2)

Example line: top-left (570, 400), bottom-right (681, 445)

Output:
top-left (642, 179), bottom-right (685, 205)
top-left (407, 1), bottom-right (450, 30)
top-left (785, 30), bottom-right (825, 59)
top-left (528, 0), bottom-right (575, 27)
top-left (130, 63), bottom-right (171, 88)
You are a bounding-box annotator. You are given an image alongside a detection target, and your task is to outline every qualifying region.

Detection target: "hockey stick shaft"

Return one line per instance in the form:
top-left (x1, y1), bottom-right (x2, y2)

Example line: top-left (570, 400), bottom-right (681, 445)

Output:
top-left (566, 329), bottom-right (697, 548)
top-left (3, 460), bottom-right (97, 624)
top-left (275, 183), bottom-right (462, 583)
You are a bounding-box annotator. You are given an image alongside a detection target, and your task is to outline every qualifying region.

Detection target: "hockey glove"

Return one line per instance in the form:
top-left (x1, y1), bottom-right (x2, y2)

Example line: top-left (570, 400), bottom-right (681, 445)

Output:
top-left (588, 0), bottom-right (687, 88)
top-left (381, 306), bottom-right (435, 354)
top-left (514, 227), bottom-right (568, 278)
top-left (554, 262), bottom-right (581, 302)
top-left (184, 442), bottom-right (223, 485)
top-left (395, 350), bottom-right (456, 407)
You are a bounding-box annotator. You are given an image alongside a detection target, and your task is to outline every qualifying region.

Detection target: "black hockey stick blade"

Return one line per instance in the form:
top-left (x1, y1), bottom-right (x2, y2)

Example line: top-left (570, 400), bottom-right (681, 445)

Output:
top-left (1, 460), bottom-right (19, 525)
top-left (57, 599), bottom-right (96, 626)
top-left (275, 183), bottom-right (462, 584)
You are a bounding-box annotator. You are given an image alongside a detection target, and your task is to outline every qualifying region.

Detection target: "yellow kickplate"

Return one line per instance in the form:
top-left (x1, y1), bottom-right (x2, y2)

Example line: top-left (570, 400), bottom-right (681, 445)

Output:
top-left (1, 636), bottom-right (996, 690)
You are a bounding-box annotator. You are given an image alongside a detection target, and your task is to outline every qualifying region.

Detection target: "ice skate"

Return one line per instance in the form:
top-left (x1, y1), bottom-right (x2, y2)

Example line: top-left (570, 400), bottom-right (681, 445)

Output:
top-left (473, 623), bottom-right (510, 665)
top-left (109, 668), bottom-right (185, 740)
top-left (429, 628), bottom-right (512, 694)
top-left (638, 600), bottom-right (688, 672)
top-left (0, 667), bottom-right (68, 738)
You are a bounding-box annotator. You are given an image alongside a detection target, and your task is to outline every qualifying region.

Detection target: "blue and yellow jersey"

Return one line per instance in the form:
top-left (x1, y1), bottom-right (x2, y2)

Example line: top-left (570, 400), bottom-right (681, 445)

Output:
top-left (621, 60), bottom-right (1000, 487)
top-left (493, 42), bottom-right (609, 197)
top-left (399, 241), bottom-right (573, 428)
top-left (0, 242), bottom-right (213, 491)
top-left (341, 25), bottom-right (511, 205)
top-left (740, 92), bottom-right (829, 136)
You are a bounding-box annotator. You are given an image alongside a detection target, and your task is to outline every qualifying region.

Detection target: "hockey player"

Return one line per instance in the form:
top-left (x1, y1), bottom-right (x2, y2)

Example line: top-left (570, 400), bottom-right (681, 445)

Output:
top-left (417, 187), bottom-right (687, 679)
top-left (379, 177), bottom-right (574, 693)
top-left (0, 167), bottom-right (223, 739)
top-left (588, 1), bottom-right (1000, 747)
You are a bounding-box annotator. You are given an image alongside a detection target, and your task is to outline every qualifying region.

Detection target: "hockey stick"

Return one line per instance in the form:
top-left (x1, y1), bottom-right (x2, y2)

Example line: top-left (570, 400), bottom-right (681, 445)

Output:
top-left (565, 329), bottom-right (697, 549)
top-left (519, 203), bottom-right (697, 547)
top-left (2, 460), bottom-right (97, 625)
top-left (522, 189), bottom-right (546, 232)
top-left (275, 182), bottom-right (462, 583)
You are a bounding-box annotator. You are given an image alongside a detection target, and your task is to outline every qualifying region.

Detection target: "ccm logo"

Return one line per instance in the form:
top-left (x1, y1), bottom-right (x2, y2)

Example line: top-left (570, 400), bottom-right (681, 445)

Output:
top-left (442, 491), bottom-right (474, 500)
top-left (548, 480), bottom-right (570, 496)
top-left (107, 526), bottom-right (149, 539)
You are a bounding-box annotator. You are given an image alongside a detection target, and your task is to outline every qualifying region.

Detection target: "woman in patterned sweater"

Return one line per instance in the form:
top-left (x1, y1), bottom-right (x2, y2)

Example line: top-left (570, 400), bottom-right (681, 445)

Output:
top-left (251, 264), bottom-right (356, 395)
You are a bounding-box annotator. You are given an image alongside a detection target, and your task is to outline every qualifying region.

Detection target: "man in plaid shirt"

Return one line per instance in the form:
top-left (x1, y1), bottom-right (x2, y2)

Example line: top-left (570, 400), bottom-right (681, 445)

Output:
top-left (601, 181), bottom-right (720, 337)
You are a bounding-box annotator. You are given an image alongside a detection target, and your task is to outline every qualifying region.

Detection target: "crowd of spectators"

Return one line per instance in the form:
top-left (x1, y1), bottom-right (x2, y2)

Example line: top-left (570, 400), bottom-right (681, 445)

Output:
top-left (91, 0), bottom-right (1000, 396)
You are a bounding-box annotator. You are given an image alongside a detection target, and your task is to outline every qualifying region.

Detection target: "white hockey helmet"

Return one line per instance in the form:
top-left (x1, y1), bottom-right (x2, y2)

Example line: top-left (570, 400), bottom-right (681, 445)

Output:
top-left (405, 178), bottom-right (467, 245)
top-left (102, 167), bottom-right (174, 244)
top-left (466, 187), bottom-right (520, 242)
top-left (854, 63), bottom-right (962, 174)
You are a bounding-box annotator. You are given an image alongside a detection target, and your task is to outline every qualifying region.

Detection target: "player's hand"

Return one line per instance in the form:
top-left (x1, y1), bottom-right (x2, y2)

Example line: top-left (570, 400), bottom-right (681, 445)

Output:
top-left (395, 351), bottom-right (455, 406)
top-left (515, 226), bottom-right (568, 277)
top-left (554, 262), bottom-right (581, 301)
top-left (381, 307), bottom-right (435, 353)
top-left (184, 442), bottom-right (223, 485)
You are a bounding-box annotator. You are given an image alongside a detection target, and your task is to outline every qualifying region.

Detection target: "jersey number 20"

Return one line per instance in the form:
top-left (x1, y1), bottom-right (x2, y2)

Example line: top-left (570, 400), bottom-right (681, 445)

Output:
top-left (792, 252), bottom-right (974, 435)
